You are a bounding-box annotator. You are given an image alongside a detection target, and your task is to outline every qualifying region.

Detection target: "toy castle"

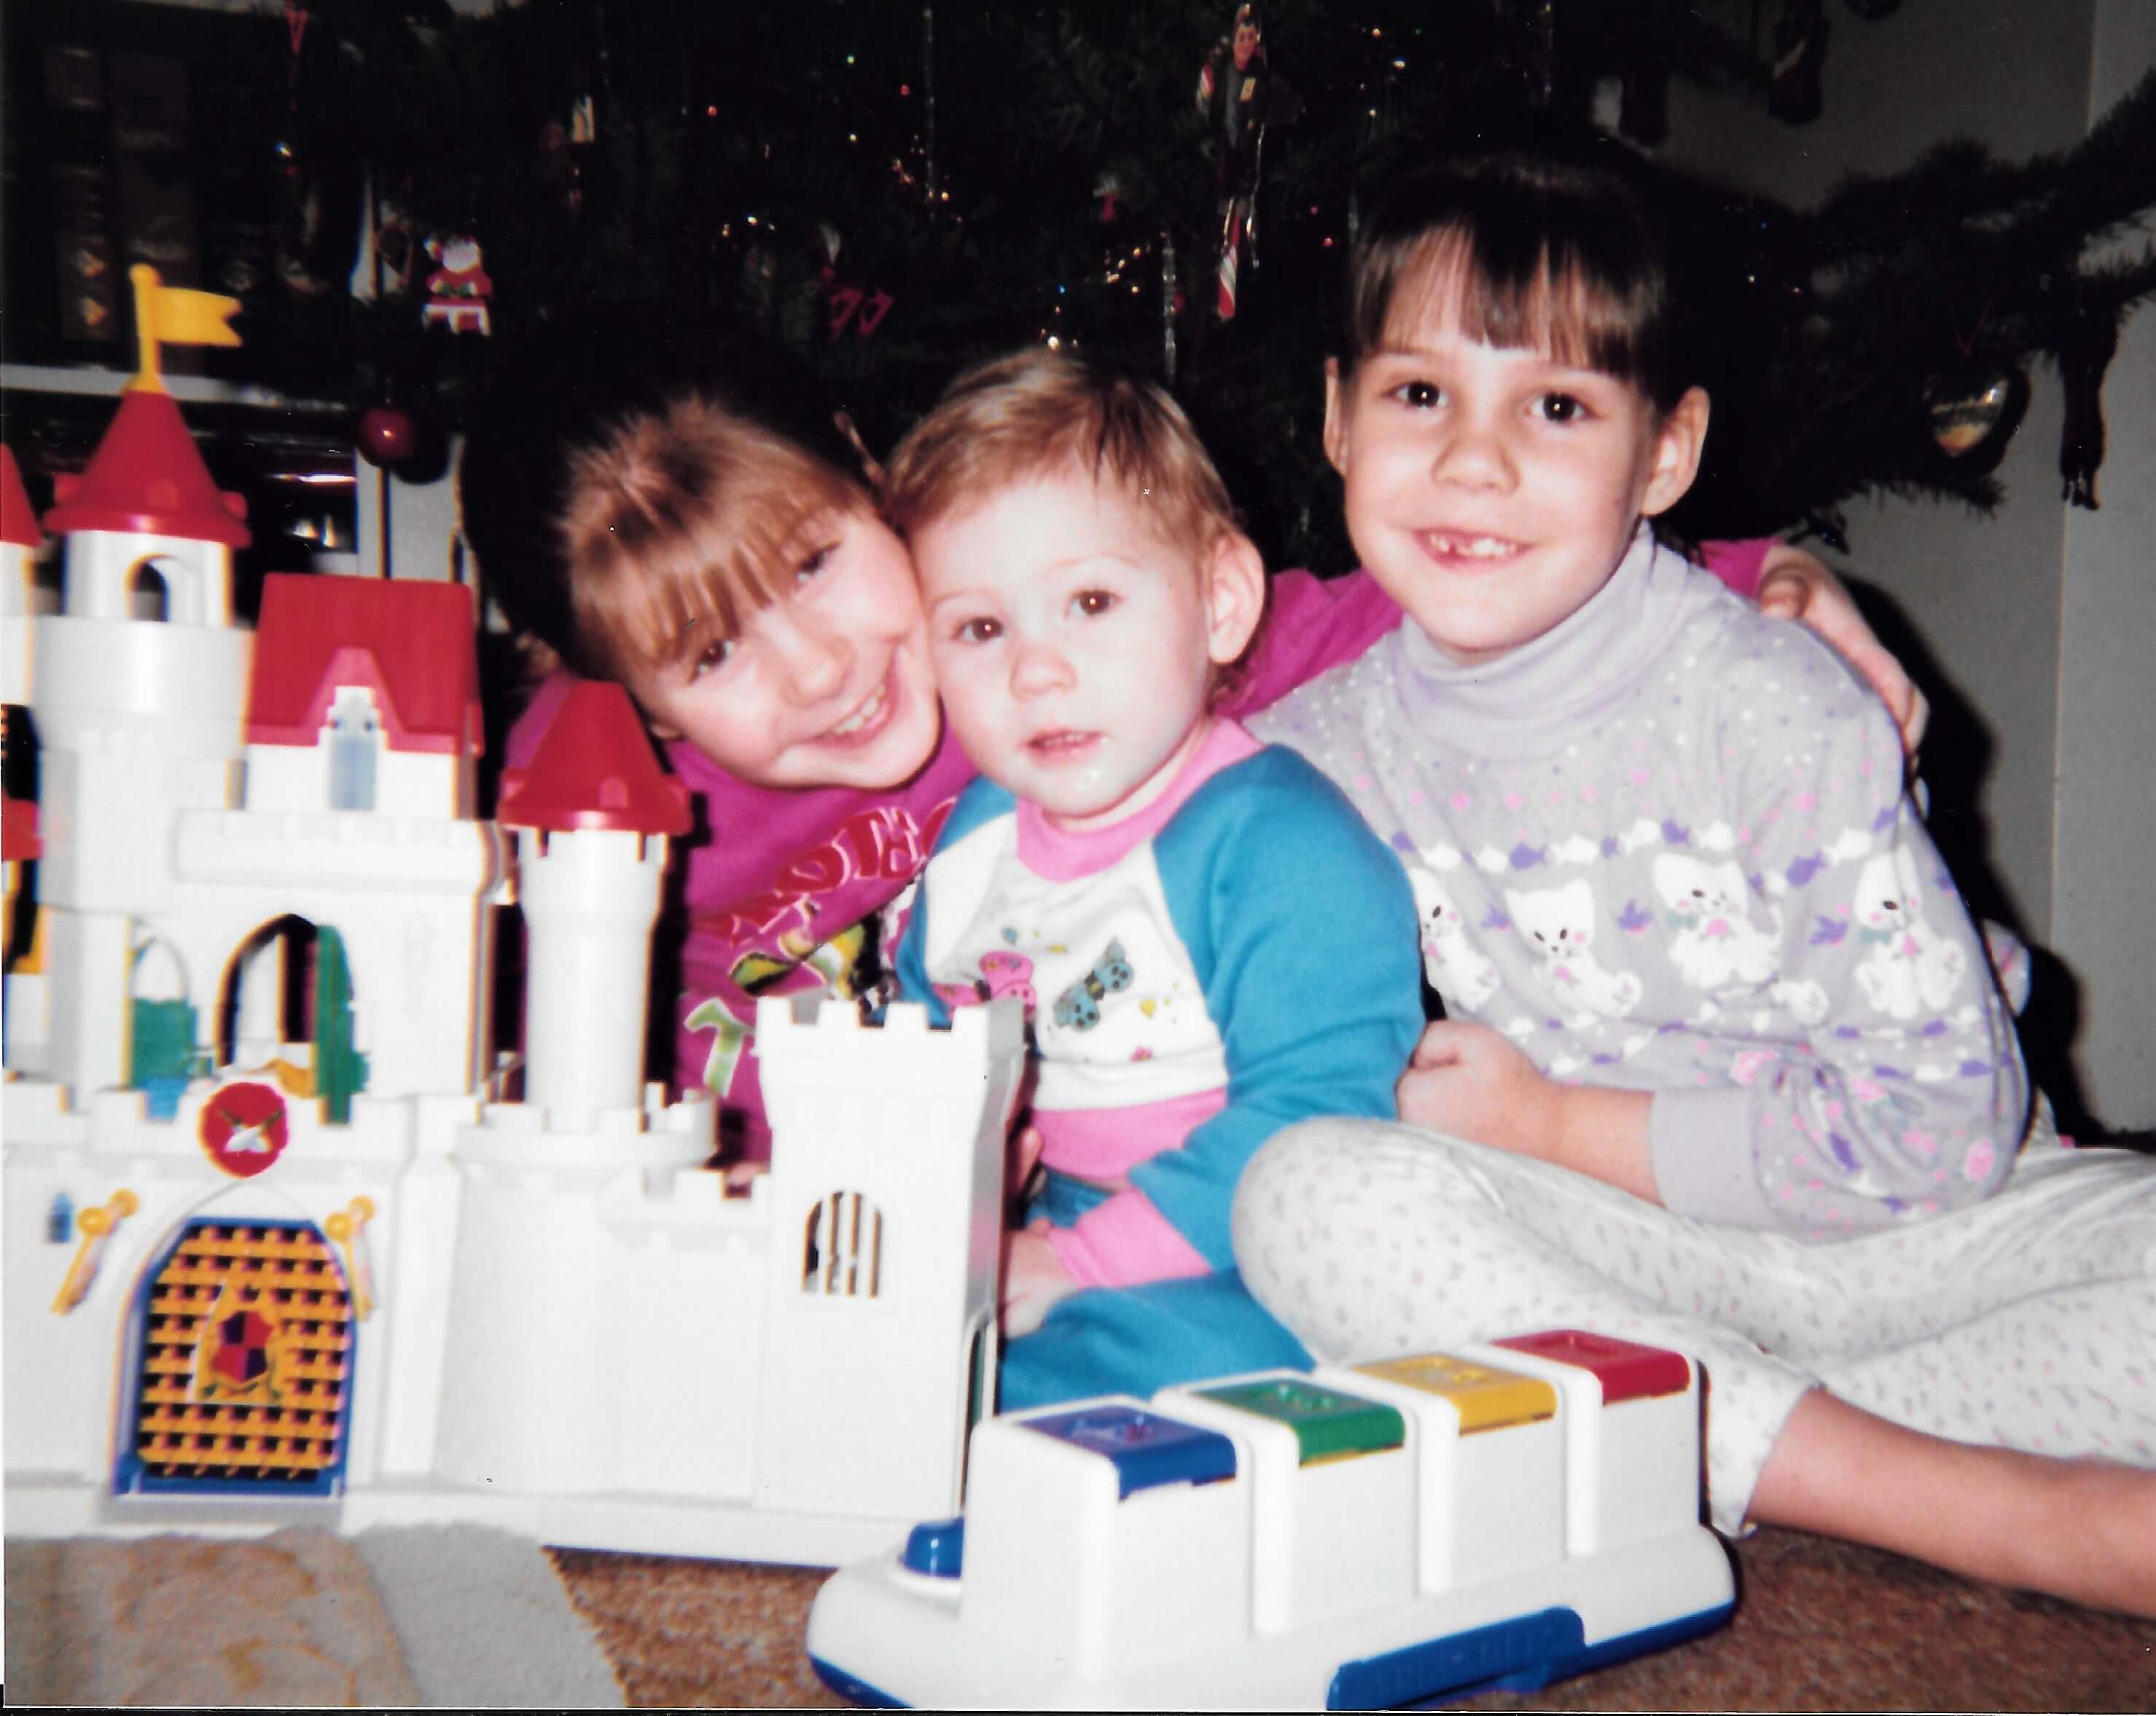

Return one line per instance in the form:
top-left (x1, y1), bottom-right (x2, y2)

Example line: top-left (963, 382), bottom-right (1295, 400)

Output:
top-left (1, 270), bottom-right (1022, 1567)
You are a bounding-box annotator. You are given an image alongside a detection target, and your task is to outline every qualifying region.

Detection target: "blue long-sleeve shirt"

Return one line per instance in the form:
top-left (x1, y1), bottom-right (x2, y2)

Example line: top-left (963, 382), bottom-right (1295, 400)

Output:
top-left (895, 720), bottom-right (1423, 1277)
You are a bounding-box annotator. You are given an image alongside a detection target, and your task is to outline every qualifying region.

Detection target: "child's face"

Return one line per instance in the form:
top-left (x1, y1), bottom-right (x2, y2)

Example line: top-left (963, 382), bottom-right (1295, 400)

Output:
top-left (1324, 290), bottom-right (1707, 665)
top-left (623, 505), bottom-right (942, 791)
top-left (911, 469), bottom-right (1262, 831)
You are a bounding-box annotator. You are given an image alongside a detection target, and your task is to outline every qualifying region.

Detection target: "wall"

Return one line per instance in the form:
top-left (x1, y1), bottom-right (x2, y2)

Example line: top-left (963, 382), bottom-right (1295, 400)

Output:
top-left (1661, 0), bottom-right (2155, 1129)
top-left (2052, 2), bottom-right (2156, 1129)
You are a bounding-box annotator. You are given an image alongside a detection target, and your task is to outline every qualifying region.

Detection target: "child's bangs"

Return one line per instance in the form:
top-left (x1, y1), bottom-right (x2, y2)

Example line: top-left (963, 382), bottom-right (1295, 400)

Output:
top-left (565, 414), bottom-right (863, 678)
top-left (1378, 224), bottom-right (1655, 387)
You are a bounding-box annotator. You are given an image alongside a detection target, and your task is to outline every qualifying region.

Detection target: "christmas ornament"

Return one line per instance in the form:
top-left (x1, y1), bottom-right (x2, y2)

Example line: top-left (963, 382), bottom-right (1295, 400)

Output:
top-left (421, 236), bottom-right (493, 334)
top-left (356, 404), bottom-right (419, 468)
top-left (827, 285), bottom-right (895, 341)
top-left (1924, 369), bottom-right (2026, 471)
top-left (1195, 4), bottom-right (1300, 323)
top-left (818, 226), bottom-right (894, 340)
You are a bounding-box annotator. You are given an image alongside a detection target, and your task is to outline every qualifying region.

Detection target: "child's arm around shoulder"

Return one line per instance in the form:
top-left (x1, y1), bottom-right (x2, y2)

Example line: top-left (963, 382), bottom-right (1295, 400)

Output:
top-left (1120, 743), bottom-right (1427, 1268)
top-left (1650, 614), bottom-right (2025, 1235)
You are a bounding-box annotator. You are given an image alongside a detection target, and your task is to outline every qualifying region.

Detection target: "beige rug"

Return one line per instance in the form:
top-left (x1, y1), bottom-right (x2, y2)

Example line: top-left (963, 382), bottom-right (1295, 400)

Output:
top-left (5, 1524), bottom-right (625, 1708)
top-left (552, 1528), bottom-right (2156, 1710)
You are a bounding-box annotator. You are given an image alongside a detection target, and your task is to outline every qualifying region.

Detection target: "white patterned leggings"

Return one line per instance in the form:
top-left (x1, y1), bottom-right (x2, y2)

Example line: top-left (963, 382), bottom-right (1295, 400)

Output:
top-left (1231, 1124), bottom-right (2156, 1535)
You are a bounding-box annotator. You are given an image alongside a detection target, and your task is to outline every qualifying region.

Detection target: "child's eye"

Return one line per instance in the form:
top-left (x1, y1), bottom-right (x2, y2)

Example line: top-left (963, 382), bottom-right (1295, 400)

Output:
top-left (1070, 589), bottom-right (1117, 619)
top-left (953, 616), bottom-right (1002, 644)
top-left (794, 544), bottom-right (835, 586)
top-left (1389, 380), bottom-right (1445, 410)
top-left (689, 638), bottom-right (736, 679)
top-left (1536, 392), bottom-right (1589, 423)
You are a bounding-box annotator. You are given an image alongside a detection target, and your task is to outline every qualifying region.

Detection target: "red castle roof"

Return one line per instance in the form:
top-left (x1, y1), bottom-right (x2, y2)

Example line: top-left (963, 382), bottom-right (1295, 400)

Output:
top-left (496, 681), bottom-right (691, 836)
top-left (247, 573), bottom-right (483, 756)
top-left (42, 386), bottom-right (251, 548)
top-left (1, 447), bottom-right (42, 548)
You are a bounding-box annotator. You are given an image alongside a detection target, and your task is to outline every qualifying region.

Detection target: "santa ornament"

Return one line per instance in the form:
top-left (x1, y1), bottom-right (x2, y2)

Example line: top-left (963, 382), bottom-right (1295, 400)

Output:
top-left (422, 235), bottom-right (493, 335)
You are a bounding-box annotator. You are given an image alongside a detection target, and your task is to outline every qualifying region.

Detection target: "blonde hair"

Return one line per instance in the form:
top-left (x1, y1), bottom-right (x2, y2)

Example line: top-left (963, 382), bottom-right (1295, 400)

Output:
top-left (882, 348), bottom-right (1241, 557)
top-left (556, 396), bottom-right (870, 681)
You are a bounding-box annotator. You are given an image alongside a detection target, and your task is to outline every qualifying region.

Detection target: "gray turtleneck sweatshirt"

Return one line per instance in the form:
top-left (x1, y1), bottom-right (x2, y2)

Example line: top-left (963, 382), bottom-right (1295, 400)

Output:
top-left (1250, 529), bottom-right (2030, 1239)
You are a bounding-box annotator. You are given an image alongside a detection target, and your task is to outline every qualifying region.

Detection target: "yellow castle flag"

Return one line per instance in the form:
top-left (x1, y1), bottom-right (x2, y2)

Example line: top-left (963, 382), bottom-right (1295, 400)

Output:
top-left (127, 265), bottom-right (243, 393)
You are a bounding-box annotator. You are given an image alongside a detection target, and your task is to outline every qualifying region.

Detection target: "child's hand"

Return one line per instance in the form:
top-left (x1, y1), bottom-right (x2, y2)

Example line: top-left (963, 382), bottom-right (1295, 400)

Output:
top-left (1757, 546), bottom-right (1930, 754)
top-left (1396, 1021), bottom-right (1561, 1156)
top-left (1009, 1122), bottom-right (1047, 1202)
top-left (1001, 1222), bottom-right (1078, 1339)
top-left (1398, 1022), bottom-right (1661, 1201)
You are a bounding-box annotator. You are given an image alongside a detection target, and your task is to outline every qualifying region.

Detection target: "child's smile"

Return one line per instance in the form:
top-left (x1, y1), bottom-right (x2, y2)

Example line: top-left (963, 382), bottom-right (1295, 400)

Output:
top-left (627, 508), bottom-right (942, 791)
top-left (1324, 310), bottom-right (1706, 665)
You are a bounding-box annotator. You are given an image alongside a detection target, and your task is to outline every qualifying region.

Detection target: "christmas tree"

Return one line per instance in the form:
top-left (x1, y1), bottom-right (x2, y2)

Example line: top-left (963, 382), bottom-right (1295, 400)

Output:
top-left (25, 0), bottom-right (2155, 571)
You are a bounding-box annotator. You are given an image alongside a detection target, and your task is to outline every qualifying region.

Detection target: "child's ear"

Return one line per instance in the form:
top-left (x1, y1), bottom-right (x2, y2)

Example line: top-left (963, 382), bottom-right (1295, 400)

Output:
top-left (1640, 386), bottom-right (1711, 518)
top-left (1320, 357), bottom-right (1351, 477)
top-left (1204, 530), bottom-right (1268, 665)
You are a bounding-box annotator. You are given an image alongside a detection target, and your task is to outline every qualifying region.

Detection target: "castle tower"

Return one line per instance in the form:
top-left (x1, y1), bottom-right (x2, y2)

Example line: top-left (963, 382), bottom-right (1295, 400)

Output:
top-left (751, 994), bottom-right (1024, 1525)
top-left (158, 572), bottom-right (503, 1108)
top-left (4, 447), bottom-right (45, 1038)
top-left (494, 681), bottom-right (690, 1131)
top-left (2, 444), bottom-right (41, 705)
top-left (28, 272), bottom-right (252, 1103)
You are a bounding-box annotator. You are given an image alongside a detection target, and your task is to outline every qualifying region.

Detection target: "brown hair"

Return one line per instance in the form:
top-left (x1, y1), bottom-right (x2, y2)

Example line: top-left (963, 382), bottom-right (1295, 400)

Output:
top-left (1342, 143), bottom-right (1692, 412)
top-left (882, 348), bottom-right (1242, 557)
top-left (554, 399), bottom-right (867, 681)
top-left (458, 321), bottom-right (875, 686)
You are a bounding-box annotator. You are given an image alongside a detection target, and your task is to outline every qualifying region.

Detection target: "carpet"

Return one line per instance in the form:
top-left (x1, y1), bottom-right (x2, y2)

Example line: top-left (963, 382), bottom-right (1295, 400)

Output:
top-left (551, 1527), bottom-right (2156, 1710)
top-left (11, 1524), bottom-right (2150, 1707)
top-left (4, 1524), bottom-right (625, 1708)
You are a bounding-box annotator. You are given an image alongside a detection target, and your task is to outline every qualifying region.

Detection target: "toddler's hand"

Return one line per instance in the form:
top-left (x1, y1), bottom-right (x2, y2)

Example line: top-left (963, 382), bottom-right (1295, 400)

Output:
top-left (1397, 1021), bottom-right (1561, 1158)
top-left (1001, 1223), bottom-right (1078, 1339)
top-left (1757, 546), bottom-right (1930, 754)
top-left (1009, 1123), bottom-right (1047, 1203)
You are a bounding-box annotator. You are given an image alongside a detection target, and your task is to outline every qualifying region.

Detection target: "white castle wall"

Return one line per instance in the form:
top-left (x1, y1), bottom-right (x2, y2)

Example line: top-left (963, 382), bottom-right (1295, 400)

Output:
top-left (3, 538), bottom-right (34, 702)
top-left (246, 740), bottom-right (465, 824)
top-left (168, 810), bottom-right (507, 1100)
top-left (753, 995), bottom-right (1023, 1524)
top-left (2, 1080), bottom-right (417, 1492)
top-left (430, 1094), bottom-right (733, 1497)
